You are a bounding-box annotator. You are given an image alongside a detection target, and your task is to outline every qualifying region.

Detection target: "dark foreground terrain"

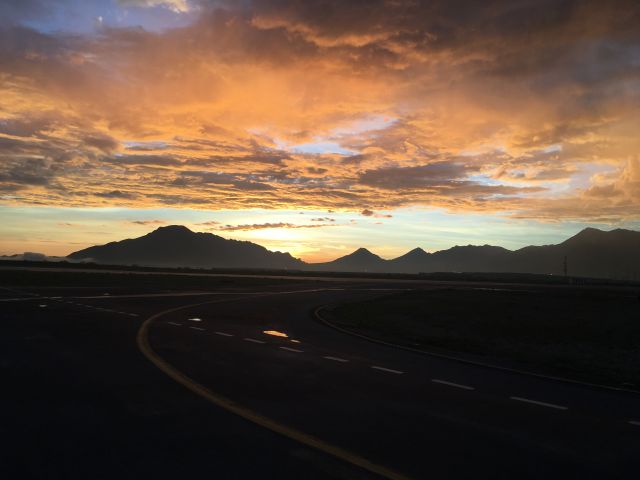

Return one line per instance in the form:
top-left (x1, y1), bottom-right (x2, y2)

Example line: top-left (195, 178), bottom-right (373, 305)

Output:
top-left (330, 288), bottom-right (640, 387)
top-left (1, 267), bottom-right (639, 479)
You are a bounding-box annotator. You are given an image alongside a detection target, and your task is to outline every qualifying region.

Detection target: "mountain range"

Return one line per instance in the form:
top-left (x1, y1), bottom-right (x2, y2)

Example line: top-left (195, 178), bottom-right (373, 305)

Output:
top-left (67, 225), bottom-right (640, 279)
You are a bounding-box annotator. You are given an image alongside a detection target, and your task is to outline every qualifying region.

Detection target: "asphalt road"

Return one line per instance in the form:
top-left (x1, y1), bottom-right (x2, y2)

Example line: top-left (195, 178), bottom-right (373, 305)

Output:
top-left (1, 278), bottom-right (639, 479)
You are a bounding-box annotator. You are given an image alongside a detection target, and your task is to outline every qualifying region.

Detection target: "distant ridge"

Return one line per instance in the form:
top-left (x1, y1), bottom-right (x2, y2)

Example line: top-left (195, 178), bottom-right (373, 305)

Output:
top-left (307, 228), bottom-right (640, 279)
top-left (68, 225), bottom-right (304, 270)
top-left (67, 226), bottom-right (640, 279)
top-left (310, 247), bottom-right (385, 272)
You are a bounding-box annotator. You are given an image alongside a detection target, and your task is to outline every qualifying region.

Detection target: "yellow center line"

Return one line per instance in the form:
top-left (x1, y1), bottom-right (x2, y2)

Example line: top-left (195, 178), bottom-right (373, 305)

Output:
top-left (136, 292), bottom-right (412, 480)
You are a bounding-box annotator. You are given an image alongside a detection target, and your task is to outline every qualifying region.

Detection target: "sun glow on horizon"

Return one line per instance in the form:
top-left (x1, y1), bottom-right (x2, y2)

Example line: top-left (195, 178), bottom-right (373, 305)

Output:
top-left (1, 1), bottom-right (639, 257)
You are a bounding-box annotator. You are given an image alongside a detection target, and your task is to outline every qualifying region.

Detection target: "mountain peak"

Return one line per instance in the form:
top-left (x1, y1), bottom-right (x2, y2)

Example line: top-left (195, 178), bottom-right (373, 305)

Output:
top-left (67, 224), bottom-right (303, 269)
top-left (152, 225), bottom-right (193, 235)
top-left (562, 227), bottom-right (607, 245)
top-left (576, 227), bottom-right (603, 236)
top-left (316, 247), bottom-right (384, 271)
top-left (349, 247), bottom-right (379, 259)
top-left (562, 227), bottom-right (639, 247)
top-left (395, 247), bottom-right (429, 259)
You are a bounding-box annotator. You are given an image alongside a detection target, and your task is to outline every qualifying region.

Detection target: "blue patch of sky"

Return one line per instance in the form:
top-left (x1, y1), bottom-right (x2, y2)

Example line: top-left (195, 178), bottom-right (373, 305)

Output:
top-left (567, 162), bottom-right (617, 191)
top-left (277, 114), bottom-right (396, 156)
top-left (23, 0), bottom-right (196, 34)
top-left (290, 141), bottom-right (356, 155)
top-left (466, 174), bottom-right (502, 186)
top-left (329, 114), bottom-right (397, 137)
top-left (540, 144), bottom-right (562, 154)
top-left (123, 140), bottom-right (169, 150)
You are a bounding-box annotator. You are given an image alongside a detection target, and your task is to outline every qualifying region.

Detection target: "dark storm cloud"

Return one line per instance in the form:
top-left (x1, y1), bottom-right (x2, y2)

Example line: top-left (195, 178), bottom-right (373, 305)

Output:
top-left (241, 0), bottom-right (639, 68)
top-left (94, 190), bottom-right (138, 199)
top-left (103, 154), bottom-right (182, 166)
top-left (0, 158), bottom-right (56, 187)
top-left (82, 133), bottom-right (119, 153)
top-left (0, 0), bottom-right (59, 26)
top-left (0, 114), bottom-right (58, 137)
top-left (175, 170), bottom-right (276, 191)
top-left (358, 161), bottom-right (478, 190)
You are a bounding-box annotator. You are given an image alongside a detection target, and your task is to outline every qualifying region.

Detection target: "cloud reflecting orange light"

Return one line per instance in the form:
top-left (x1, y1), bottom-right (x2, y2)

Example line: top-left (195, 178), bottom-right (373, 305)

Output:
top-left (1, 0), bottom-right (639, 225)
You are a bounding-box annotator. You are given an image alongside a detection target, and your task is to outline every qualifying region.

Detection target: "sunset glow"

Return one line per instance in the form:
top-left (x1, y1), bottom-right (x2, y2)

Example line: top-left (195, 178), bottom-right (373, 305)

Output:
top-left (1, 0), bottom-right (639, 259)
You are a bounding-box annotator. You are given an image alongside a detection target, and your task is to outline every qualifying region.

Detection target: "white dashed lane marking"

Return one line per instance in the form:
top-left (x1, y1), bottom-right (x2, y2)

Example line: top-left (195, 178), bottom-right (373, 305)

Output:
top-left (371, 366), bottom-right (404, 375)
top-left (323, 356), bottom-right (349, 363)
top-left (116, 312), bottom-right (630, 427)
top-left (510, 396), bottom-right (568, 410)
top-left (431, 379), bottom-right (475, 390)
top-left (279, 346), bottom-right (304, 353)
top-left (188, 318), bottom-right (202, 322)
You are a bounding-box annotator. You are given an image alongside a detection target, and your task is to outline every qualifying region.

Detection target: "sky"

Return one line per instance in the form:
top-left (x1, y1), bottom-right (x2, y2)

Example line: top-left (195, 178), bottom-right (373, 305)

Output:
top-left (1, 0), bottom-right (639, 262)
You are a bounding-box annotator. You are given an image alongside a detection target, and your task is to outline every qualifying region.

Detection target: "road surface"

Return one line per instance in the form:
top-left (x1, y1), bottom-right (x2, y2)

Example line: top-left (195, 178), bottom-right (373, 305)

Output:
top-left (1, 279), bottom-right (638, 479)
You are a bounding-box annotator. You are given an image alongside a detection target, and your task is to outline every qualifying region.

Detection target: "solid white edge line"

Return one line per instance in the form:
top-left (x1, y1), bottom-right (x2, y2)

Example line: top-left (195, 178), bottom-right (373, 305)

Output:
top-left (431, 379), bottom-right (475, 390)
top-left (371, 366), bottom-right (404, 375)
top-left (323, 356), bottom-right (349, 363)
top-left (244, 338), bottom-right (266, 344)
top-left (510, 396), bottom-right (568, 410)
top-left (214, 331), bottom-right (234, 337)
top-left (279, 346), bottom-right (304, 353)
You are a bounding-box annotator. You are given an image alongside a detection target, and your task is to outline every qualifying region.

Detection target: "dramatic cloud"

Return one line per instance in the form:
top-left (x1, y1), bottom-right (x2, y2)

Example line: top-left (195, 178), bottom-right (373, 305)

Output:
top-left (194, 220), bottom-right (220, 226)
top-left (216, 222), bottom-right (340, 231)
top-left (0, 0), bottom-right (639, 222)
top-left (117, 0), bottom-right (190, 12)
top-left (360, 209), bottom-right (392, 219)
top-left (129, 219), bottom-right (167, 225)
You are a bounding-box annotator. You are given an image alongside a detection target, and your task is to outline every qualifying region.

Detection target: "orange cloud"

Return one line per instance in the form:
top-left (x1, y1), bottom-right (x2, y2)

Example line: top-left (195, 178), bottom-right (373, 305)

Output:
top-left (215, 222), bottom-right (340, 231)
top-left (0, 1), bottom-right (639, 223)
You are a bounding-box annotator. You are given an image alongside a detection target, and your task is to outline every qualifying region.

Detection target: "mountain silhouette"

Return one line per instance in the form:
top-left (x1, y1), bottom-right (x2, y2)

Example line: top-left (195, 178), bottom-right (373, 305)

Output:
top-left (386, 247), bottom-right (430, 273)
top-left (310, 247), bottom-right (385, 272)
top-left (66, 226), bottom-right (640, 279)
top-left (307, 228), bottom-right (640, 278)
top-left (67, 225), bottom-right (304, 269)
top-left (428, 245), bottom-right (512, 273)
top-left (507, 228), bottom-right (640, 278)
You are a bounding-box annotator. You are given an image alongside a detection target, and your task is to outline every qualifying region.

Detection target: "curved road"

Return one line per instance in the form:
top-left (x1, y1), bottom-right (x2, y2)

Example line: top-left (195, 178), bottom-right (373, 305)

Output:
top-left (144, 287), bottom-right (640, 479)
top-left (1, 280), bottom-right (639, 479)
